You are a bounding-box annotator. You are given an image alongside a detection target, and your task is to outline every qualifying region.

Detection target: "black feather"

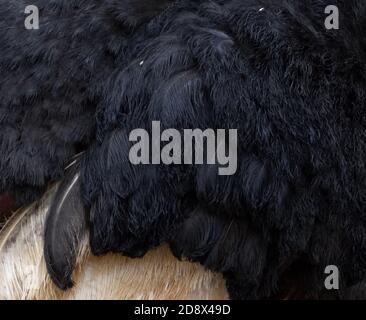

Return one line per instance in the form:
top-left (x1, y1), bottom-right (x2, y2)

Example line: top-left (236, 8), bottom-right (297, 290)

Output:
top-left (44, 162), bottom-right (88, 290)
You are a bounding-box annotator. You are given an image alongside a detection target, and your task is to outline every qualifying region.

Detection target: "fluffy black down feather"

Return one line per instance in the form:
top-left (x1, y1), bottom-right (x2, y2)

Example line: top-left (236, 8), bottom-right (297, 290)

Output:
top-left (0, 0), bottom-right (173, 203)
top-left (2, 0), bottom-right (366, 299)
